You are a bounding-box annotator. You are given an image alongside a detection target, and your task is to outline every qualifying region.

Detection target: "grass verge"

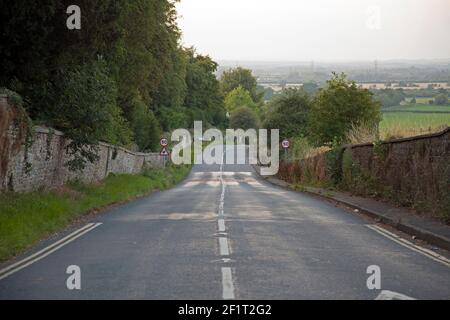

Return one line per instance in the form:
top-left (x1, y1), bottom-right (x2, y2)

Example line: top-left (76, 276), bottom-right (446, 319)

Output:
top-left (0, 164), bottom-right (191, 262)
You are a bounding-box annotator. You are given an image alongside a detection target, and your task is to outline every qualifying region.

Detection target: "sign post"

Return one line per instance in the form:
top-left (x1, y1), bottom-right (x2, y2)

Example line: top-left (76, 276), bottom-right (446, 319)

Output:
top-left (281, 139), bottom-right (290, 160)
top-left (160, 138), bottom-right (169, 167)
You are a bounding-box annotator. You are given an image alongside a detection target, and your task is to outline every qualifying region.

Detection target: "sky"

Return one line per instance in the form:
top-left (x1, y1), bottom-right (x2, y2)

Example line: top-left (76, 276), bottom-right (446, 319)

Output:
top-left (176, 0), bottom-right (450, 62)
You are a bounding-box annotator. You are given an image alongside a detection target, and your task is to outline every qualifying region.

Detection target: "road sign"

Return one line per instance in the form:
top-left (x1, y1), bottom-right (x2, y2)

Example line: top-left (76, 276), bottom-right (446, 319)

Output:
top-left (282, 139), bottom-right (290, 149)
top-left (160, 138), bottom-right (168, 147)
top-left (160, 147), bottom-right (169, 156)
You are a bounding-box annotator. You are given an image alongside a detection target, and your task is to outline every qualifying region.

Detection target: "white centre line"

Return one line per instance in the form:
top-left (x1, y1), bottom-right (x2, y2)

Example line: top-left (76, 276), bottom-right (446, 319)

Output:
top-left (219, 237), bottom-right (230, 256)
top-left (0, 222), bottom-right (102, 281)
top-left (218, 219), bottom-right (226, 232)
top-left (216, 147), bottom-right (236, 299)
top-left (221, 267), bottom-right (235, 300)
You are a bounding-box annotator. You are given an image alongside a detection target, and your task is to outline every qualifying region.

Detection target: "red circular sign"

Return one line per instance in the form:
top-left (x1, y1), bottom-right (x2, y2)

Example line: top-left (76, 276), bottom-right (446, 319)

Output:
top-left (160, 138), bottom-right (168, 147)
top-left (282, 139), bottom-right (290, 149)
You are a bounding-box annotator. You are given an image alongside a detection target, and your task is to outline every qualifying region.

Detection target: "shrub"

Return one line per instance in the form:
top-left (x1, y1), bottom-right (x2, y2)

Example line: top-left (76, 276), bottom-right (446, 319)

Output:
top-left (309, 73), bottom-right (382, 147)
top-left (229, 106), bottom-right (260, 130)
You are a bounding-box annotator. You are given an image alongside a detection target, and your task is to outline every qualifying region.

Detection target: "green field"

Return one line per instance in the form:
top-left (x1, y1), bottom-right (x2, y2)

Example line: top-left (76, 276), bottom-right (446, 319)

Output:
top-left (380, 104), bottom-right (450, 139)
top-left (384, 103), bottom-right (450, 113)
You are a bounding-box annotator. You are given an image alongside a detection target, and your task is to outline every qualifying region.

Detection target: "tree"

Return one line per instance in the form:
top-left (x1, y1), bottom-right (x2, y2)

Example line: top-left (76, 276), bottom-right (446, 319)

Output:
top-left (130, 97), bottom-right (161, 151)
top-left (309, 73), bottom-right (381, 146)
top-left (220, 67), bottom-right (261, 102)
top-left (372, 88), bottom-right (405, 108)
top-left (302, 82), bottom-right (319, 95)
top-left (263, 88), bottom-right (311, 139)
top-left (52, 59), bottom-right (132, 170)
top-left (229, 107), bottom-right (260, 130)
top-left (435, 93), bottom-right (449, 105)
top-left (183, 48), bottom-right (226, 128)
top-left (224, 86), bottom-right (256, 113)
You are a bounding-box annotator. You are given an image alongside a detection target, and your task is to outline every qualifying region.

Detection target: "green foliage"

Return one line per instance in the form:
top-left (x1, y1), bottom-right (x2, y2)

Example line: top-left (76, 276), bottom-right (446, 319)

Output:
top-left (309, 73), bottom-right (382, 146)
top-left (263, 88), bottom-right (311, 139)
top-left (51, 59), bottom-right (132, 170)
top-left (183, 48), bottom-right (226, 128)
top-left (302, 82), bottom-right (319, 95)
top-left (434, 93), bottom-right (449, 105)
top-left (289, 136), bottom-right (314, 160)
top-left (0, 1), bottom-right (227, 166)
top-left (220, 67), bottom-right (261, 103)
top-left (157, 106), bottom-right (188, 132)
top-left (373, 88), bottom-right (406, 108)
top-left (224, 86), bottom-right (257, 113)
top-left (130, 97), bottom-right (161, 151)
top-left (325, 140), bottom-right (345, 186)
top-left (229, 107), bottom-right (260, 130)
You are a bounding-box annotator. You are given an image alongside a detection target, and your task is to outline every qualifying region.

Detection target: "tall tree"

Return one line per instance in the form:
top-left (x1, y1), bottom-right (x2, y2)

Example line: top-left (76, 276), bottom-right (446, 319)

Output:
top-left (220, 67), bottom-right (261, 103)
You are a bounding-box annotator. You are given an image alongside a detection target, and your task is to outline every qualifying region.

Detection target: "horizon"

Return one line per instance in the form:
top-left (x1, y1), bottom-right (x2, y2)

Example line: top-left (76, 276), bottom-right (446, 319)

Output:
top-left (177, 0), bottom-right (450, 62)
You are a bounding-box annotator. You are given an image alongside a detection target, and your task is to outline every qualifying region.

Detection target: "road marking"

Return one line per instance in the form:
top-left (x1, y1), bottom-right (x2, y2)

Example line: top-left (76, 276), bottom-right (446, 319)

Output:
top-left (221, 267), bottom-right (235, 299)
top-left (0, 222), bottom-right (102, 281)
top-left (218, 219), bottom-right (226, 232)
top-left (375, 290), bottom-right (415, 300)
top-left (219, 237), bottom-right (230, 256)
top-left (366, 224), bottom-right (450, 268)
top-left (216, 148), bottom-right (235, 299)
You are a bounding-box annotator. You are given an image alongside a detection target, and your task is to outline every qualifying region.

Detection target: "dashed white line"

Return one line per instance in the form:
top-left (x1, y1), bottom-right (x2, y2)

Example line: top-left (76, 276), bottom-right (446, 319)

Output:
top-left (218, 219), bottom-right (226, 232)
top-left (219, 237), bottom-right (230, 256)
top-left (221, 267), bottom-right (235, 299)
top-left (0, 222), bottom-right (102, 281)
top-left (216, 147), bottom-right (236, 299)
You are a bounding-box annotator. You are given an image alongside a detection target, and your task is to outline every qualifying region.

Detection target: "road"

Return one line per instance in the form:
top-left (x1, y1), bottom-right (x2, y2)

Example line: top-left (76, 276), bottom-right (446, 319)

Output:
top-left (1, 146), bottom-right (450, 299)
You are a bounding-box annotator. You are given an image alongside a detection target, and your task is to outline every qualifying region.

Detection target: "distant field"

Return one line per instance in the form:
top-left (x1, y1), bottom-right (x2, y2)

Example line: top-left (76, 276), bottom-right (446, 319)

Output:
top-left (384, 103), bottom-right (450, 113)
top-left (380, 106), bottom-right (450, 139)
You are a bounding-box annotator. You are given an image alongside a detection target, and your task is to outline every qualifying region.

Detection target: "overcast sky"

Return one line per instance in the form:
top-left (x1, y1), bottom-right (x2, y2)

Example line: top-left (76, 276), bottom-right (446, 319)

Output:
top-left (176, 0), bottom-right (450, 62)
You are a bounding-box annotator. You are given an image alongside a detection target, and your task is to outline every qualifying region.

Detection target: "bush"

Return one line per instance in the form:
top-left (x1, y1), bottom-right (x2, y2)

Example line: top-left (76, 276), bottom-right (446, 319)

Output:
top-left (309, 73), bottom-right (382, 147)
top-left (229, 106), bottom-right (260, 130)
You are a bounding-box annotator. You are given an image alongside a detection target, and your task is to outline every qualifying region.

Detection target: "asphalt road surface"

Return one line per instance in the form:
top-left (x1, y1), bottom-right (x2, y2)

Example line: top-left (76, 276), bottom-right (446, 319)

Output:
top-left (1, 145), bottom-right (450, 299)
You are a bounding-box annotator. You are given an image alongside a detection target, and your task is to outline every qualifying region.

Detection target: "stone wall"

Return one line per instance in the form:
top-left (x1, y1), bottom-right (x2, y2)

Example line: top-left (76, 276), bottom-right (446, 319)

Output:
top-left (278, 127), bottom-right (450, 218)
top-left (0, 96), bottom-right (164, 193)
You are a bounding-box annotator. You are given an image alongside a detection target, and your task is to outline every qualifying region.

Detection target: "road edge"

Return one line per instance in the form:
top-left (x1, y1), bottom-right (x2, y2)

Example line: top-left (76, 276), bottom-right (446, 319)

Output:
top-left (252, 165), bottom-right (450, 252)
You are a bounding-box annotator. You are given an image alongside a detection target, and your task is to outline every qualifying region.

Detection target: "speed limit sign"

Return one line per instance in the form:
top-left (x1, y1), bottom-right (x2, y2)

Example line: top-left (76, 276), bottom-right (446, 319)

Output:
top-left (160, 138), bottom-right (168, 147)
top-left (282, 139), bottom-right (290, 149)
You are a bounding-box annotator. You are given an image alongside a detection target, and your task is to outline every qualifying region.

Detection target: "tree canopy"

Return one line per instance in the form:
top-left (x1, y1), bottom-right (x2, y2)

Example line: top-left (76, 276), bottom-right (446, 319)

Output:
top-left (220, 67), bottom-right (261, 103)
top-left (0, 0), bottom-right (227, 167)
top-left (229, 107), bottom-right (260, 130)
top-left (263, 88), bottom-right (311, 140)
top-left (308, 73), bottom-right (382, 146)
top-left (224, 86), bottom-right (257, 113)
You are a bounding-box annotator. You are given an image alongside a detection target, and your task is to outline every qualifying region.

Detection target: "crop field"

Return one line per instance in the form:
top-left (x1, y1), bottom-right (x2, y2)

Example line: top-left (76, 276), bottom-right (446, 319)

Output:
top-left (380, 103), bottom-right (450, 139)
